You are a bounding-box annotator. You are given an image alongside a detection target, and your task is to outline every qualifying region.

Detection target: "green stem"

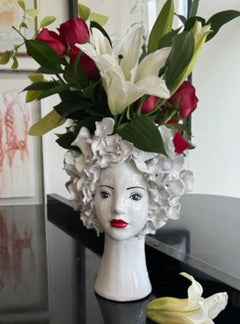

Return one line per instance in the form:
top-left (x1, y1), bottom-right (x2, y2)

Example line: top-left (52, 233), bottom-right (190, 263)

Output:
top-left (146, 98), bottom-right (166, 116)
top-left (117, 112), bottom-right (124, 126)
top-left (12, 26), bottom-right (26, 40)
top-left (57, 74), bottom-right (65, 83)
top-left (162, 109), bottom-right (177, 124)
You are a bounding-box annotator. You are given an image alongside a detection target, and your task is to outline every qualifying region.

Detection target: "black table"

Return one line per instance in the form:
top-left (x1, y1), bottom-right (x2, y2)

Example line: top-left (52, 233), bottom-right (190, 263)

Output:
top-left (0, 194), bottom-right (239, 323)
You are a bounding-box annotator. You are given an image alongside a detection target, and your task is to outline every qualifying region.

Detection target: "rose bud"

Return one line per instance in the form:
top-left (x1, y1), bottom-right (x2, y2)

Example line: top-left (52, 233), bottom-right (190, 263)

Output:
top-left (141, 96), bottom-right (159, 114)
top-left (36, 29), bottom-right (67, 56)
top-left (170, 81), bottom-right (198, 119)
top-left (173, 131), bottom-right (192, 154)
top-left (58, 18), bottom-right (90, 49)
top-left (70, 47), bottom-right (98, 80)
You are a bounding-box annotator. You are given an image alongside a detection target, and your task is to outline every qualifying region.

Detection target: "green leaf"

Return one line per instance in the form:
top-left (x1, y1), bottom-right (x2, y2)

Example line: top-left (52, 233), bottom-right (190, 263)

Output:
top-left (189, 0), bottom-right (200, 18)
top-left (159, 28), bottom-right (181, 49)
top-left (90, 21), bottom-right (112, 46)
top-left (20, 22), bottom-right (28, 29)
top-left (38, 84), bottom-right (68, 99)
top-left (24, 81), bottom-right (68, 99)
top-left (206, 10), bottom-right (240, 41)
top-left (11, 57), bottom-right (19, 69)
top-left (148, 0), bottom-right (174, 53)
top-left (117, 116), bottom-right (167, 155)
top-left (25, 40), bottom-right (62, 70)
top-left (54, 100), bottom-right (87, 118)
top-left (63, 60), bottom-right (88, 89)
top-left (165, 31), bottom-right (194, 93)
top-left (18, 0), bottom-right (25, 10)
top-left (55, 131), bottom-right (78, 150)
top-left (55, 116), bottom-right (97, 149)
top-left (25, 9), bottom-right (39, 17)
top-left (37, 66), bottom-right (63, 74)
top-left (40, 16), bottom-right (56, 28)
top-left (89, 12), bottom-right (109, 26)
top-left (175, 14), bottom-right (187, 25)
top-left (78, 3), bottom-right (91, 20)
top-left (28, 73), bottom-right (45, 82)
top-left (29, 109), bottom-right (66, 136)
top-left (0, 51), bottom-right (12, 64)
top-left (24, 81), bottom-right (57, 91)
top-left (26, 90), bottom-right (43, 102)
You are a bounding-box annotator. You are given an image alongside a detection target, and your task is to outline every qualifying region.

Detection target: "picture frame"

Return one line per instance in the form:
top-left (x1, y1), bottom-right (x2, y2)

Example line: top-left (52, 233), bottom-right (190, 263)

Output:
top-left (68, 0), bottom-right (78, 19)
top-left (0, 69), bottom-right (44, 205)
top-left (0, 0), bottom-right (39, 56)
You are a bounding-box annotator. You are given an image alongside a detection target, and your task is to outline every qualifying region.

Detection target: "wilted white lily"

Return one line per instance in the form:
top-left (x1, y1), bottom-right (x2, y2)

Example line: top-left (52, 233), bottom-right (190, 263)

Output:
top-left (76, 27), bottom-right (170, 115)
top-left (147, 272), bottom-right (228, 324)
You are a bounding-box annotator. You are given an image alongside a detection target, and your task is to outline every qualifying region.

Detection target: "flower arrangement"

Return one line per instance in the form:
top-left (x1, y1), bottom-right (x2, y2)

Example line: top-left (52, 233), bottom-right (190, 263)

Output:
top-left (1, 0), bottom-right (239, 156)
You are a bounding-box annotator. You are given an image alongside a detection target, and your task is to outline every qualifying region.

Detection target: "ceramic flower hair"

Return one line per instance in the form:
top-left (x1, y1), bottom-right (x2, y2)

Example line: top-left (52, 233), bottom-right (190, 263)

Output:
top-left (64, 118), bottom-right (193, 236)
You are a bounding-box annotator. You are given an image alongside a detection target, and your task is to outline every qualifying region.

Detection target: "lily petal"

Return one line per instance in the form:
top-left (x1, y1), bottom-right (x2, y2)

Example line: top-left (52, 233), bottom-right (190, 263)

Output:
top-left (101, 68), bottom-right (144, 114)
top-left (113, 25), bottom-right (144, 81)
top-left (136, 75), bottom-right (170, 98)
top-left (147, 272), bottom-right (228, 324)
top-left (136, 47), bottom-right (171, 82)
top-left (90, 27), bottom-right (112, 55)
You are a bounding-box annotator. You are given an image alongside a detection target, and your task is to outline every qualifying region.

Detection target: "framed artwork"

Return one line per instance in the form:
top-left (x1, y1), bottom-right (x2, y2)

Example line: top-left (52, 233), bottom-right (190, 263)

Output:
top-left (0, 70), bottom-right (44, 204)
top-left (0, 0), bottom-right (39, 55)
top-left (68, 0), bottom-right (78, 19)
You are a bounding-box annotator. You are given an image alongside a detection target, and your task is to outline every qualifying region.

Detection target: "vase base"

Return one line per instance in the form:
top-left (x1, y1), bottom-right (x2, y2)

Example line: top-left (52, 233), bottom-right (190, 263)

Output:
top-left (94, 286), bottom-right (152, 302)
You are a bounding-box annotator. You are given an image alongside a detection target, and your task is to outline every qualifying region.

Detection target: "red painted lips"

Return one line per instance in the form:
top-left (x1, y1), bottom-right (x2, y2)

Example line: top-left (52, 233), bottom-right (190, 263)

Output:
top-left (110, 219), bottom-right (129, 229)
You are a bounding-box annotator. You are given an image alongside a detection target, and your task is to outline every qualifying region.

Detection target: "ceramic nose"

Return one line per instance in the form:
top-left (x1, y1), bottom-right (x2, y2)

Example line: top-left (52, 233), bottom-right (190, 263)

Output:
top-left (112, 193), bottom-right (126, 215)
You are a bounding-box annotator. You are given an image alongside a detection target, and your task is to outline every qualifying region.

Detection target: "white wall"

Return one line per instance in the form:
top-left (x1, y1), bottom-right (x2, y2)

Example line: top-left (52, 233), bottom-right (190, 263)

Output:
top-left (190, 0), bottom-right (240, 197)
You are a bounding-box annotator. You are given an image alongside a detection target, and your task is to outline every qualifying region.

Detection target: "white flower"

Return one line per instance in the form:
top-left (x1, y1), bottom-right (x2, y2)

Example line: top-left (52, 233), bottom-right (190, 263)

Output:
top-left (76, 26), bottom-right (170, 115)
top-left (147, 272), bottom-right (228, 324)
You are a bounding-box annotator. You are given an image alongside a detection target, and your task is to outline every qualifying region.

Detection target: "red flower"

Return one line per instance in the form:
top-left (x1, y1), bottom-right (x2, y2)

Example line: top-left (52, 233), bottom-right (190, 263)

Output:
top-left (36, 29), bottom-right (67, 56)
top-left (170, 81), bottom-right (198, 119)
top-left (141, 96), bottom-right (159, 114)
top-left (70, 47), bottom-right (98, 80)
top-left (58, 18), bottom-right (89, 49)
top-left (173, 131), bottom-right (192, 154)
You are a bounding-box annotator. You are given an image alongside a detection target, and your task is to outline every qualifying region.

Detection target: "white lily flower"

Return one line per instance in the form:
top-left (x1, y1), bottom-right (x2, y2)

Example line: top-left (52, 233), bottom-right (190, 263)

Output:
top-left (76, 26), bottom-right (170, 115)
top-left (147, 272), bottom-right (228, 324)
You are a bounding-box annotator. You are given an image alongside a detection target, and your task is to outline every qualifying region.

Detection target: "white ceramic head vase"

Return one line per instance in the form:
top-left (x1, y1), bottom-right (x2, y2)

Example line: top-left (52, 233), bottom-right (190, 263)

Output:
top-left (64, 117), bottom-right (193, 301)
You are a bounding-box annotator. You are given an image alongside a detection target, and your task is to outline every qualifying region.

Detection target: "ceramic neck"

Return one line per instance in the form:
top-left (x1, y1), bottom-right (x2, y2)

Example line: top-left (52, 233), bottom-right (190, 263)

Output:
top-left (94, 234), bottom-right (152, 301)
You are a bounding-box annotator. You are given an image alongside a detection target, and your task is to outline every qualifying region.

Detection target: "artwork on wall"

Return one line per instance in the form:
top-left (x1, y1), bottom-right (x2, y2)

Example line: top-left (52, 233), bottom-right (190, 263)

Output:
top-left (0, 82), bottom-right (33, 198)
top-left (0, 0), bottom-right (38, 55)
top-left (0, 70), bottom-right (43, 201)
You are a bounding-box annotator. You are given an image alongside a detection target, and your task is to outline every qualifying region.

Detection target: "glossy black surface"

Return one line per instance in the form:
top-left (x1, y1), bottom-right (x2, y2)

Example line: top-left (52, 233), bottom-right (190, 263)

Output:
top-left (0, 194), bottom-right (240, 323)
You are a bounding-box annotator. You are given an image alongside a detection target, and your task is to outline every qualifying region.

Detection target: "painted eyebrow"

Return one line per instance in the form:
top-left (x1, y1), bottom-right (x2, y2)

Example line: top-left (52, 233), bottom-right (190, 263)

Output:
top-left (99, 185), bottom-right (114, 189)
top-left (126, 186), bottom-right (145, 190)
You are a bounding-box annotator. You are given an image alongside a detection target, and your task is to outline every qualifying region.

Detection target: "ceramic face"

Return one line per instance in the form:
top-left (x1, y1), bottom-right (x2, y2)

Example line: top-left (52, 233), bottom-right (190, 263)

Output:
top-left (94, 162), bottom-right (149, 240)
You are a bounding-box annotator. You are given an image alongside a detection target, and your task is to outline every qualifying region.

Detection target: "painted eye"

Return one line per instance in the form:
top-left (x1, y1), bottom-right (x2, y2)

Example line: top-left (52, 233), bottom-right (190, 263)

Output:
top-left (130, 193), bottom-right (142, 201)
top-left (100, 191), bottom-right (110, 199)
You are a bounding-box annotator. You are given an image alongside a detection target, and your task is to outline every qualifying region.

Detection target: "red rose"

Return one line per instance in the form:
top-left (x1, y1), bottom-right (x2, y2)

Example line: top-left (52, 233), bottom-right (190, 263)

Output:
top-left (70, 47), bottom-right (98, 80)
top-left (58, 18), bottom-right (89, 49)
top-left (173, 131), bottom-right (192, 154)
top-left (170, 81), bottom-right (198, 119)
top-left (141, 96), bottom-right (159, 114)
top-left (36, 29), bottom-right (67, 56)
